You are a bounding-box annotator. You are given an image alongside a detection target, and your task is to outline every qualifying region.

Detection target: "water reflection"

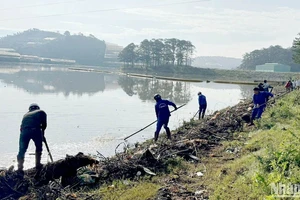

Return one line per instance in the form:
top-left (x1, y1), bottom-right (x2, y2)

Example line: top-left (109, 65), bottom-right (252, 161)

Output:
top-left (240, 84), bottom-right (255, 99)
top-left (0, 69), bottom-right (105, 96)
top-left (0, 68), bottom-right (192, 104)
top-left (0, 66), bottom-right (256, 168)
top-left (0, 67), bottom-right (253, 103)
top-left (118, 77), bottom-right (192, 104)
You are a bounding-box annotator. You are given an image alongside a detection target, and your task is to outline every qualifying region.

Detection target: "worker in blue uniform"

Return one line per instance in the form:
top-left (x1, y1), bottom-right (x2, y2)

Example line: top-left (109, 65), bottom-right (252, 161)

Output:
top-left (249, 87), bottom-right (274, 125)
top-left (198, 92), bottom-right (207, 119)
top-left (154, 94), bottom-right (177, 142)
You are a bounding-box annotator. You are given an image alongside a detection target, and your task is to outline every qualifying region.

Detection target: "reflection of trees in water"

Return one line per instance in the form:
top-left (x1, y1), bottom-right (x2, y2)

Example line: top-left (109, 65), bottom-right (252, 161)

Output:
top-left (0, 70), bottom-right (105, 96)
top-left (239, 85), bottom-right (254, 99)
top-left (117, 76), bottom-right (136, 96)
top-left (118, 76), bottom-right (192, 104)
top-left (174, 82), bottom-right (190, 103)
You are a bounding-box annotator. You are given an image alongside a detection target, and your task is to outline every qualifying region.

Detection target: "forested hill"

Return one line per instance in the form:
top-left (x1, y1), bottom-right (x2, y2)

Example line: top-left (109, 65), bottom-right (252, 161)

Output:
top-left (239, 45), bottom-right (300, 71)
top-left (192, 56), bottom-right (242, 69)
top-left (0, 29), bottom-right (106, 66)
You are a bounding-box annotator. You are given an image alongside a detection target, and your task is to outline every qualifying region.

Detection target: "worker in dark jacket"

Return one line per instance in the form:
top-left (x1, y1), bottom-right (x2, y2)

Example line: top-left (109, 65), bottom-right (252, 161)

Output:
top-left (17, 103), bottom-right (47, 174)
top-left (258, 83), bottom-right (265, 92)
top-left (154, 94), bottom-right (177, 142)
top-left (249, 88), bottom-right (273, 125)
top-left (198, 92), bottom-right (207, 119)
top-left (263, 80), bottom-right (273, 92)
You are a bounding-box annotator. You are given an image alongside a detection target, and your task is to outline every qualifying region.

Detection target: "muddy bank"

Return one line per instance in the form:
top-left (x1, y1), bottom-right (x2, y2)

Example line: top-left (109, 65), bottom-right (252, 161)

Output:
top-left (0, 90), bottom-right (287, 200)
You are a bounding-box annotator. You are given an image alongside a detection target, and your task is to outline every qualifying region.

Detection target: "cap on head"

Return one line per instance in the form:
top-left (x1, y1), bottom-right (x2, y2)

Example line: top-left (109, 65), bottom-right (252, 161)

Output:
top-left (198, 92), bottom-right (202, 95)
top-left (29, 103), bottom-right (40, 111)
top-left (154, 94), bottom-right (161, 101)
top-left (253, 87), bottom-right (260, 91)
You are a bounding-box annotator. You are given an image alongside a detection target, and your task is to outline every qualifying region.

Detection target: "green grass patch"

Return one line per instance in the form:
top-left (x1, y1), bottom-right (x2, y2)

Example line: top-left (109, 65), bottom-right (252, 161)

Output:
top-left (206, 91), bottom-right (300, 199)
top-left (91, 180), bottom-right (160, 200)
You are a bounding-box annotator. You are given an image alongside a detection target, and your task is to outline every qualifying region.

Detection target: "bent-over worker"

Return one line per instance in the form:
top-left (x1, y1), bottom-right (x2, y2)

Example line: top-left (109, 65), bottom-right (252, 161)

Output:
top-left (154, 94), bottom-right (177, 142)
top-left (249, 88), bottom-right (273, 125)
top-left (17, 103), bottom-right (47, 174)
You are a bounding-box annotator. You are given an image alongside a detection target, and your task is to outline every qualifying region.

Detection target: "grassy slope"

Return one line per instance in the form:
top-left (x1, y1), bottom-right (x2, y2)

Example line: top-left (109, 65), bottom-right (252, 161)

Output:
top-left (81, 91), bottom-right (300, 200)
top-left (208, 90), bottom-right (300, 199)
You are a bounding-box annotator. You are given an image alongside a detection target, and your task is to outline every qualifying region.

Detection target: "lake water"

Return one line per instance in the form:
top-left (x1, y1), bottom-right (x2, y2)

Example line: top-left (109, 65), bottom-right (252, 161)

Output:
top-left (0, 65), bottom-right (253, 168)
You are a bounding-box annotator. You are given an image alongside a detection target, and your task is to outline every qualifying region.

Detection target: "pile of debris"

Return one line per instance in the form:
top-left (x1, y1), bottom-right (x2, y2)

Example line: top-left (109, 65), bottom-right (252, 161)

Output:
top-left (0, 153), bottom-right (98, 200)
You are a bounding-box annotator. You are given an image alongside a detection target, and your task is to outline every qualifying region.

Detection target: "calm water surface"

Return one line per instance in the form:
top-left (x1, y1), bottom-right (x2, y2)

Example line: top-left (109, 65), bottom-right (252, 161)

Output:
top-left (0, 66), bottom-right (253, 168)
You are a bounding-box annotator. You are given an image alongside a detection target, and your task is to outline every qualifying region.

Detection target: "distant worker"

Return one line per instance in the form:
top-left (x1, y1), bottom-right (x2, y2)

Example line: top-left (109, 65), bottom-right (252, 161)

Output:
top-left (17, 103), bottom-right (47, 175)
top-left (198, 92), bottom-right (207, 119)
top-left (285, 80), bottom-right (292, 92)
top-left (154, 94), bottom-right (177, 142)
top-left (263, 80), bottom-right (273, 92)
top-left (292, 80), bottom-right (297, 90)
top-left (297, 79), bottom-right (300, 90)
top-left (258, 83), bottom-right (264, 92)
top-left (249, 87), bottom-right (274, 125)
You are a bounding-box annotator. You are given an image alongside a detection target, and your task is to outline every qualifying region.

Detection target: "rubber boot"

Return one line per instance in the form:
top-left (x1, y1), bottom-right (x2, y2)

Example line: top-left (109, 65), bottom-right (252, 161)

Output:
top-left (17, 157), bottom-right (24, 171)
top-left (34, 152), bottom-right (42, 179)
top-left (165, 127), bottom-right (172, 140)
top-left (248, 118), bottom-right (254, 126)
top-left (154, 132), bottom-right (159, 142)
top-left (35, 151), bottom-right (42, 169)
top-left (16, 157), bottom-right (25, 177)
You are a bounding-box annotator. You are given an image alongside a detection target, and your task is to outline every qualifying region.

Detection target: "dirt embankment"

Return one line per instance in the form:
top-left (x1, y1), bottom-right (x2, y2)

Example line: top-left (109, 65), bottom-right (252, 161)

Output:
top-left (0, 89), bottom-right (287, 200)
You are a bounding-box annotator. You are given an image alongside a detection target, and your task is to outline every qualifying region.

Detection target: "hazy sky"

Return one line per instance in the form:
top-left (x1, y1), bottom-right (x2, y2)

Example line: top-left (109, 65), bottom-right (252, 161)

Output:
top-left (0, 0), bottom-right (300, 58)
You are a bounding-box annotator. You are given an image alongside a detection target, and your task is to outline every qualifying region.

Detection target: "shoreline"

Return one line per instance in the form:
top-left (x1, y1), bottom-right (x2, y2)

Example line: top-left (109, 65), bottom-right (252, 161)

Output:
top-left (0, 87), bottom-right (289, 199)
top-left (68, 67), bottom-right (286, 85)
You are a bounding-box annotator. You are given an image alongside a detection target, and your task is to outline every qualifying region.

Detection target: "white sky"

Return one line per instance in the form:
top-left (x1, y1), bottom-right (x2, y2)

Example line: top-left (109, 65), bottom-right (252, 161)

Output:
top-left (0, 0), bottom-right (300, 58)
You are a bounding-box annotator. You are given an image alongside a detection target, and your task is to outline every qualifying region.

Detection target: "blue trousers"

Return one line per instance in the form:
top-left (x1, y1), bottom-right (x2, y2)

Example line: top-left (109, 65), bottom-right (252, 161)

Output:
top-left (17, 128), bottom-right (43, 160)
top-left (155, 118), bottom-right (170, 134)
top-left (251, 106), bottom-right (265, 120)
top-left (199, 104), bottom-right (207, 119)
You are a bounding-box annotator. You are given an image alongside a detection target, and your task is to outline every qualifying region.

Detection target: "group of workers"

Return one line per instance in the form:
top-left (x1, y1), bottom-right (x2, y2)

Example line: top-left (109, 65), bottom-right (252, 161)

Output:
top-left (16, 79), bottom-right (276, 174)
top-left (285, 79), bottom-right (300, 91)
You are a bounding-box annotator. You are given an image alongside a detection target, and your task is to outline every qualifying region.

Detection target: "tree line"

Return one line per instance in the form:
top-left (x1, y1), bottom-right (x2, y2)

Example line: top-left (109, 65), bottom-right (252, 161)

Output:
top-left (239, 45), bottom-right (300, 71)
top-left (239, 33), bottom-right (300, 72)
top-left (293, 34), bottom-right (300, 65)
top-left (118, 38), bottom-right (195, 68)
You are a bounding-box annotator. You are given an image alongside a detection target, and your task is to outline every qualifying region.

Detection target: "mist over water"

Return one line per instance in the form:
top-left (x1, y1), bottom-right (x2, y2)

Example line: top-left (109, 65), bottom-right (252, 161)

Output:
top-left (0, 65), bottom-right (253, 168)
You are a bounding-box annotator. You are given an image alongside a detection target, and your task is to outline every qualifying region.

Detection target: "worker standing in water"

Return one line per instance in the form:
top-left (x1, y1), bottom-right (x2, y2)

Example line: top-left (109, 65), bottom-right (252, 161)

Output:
top-left (153, 94), bottom-right (177, 142)
top-left (198, 92), bottom-right (207, 119)
top-left (17, 103), bottom-right (47, 176)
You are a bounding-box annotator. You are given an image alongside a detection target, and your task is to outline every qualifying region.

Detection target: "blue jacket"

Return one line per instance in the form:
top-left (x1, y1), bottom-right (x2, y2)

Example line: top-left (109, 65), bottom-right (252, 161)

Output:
top-left (253, 91), bottom-right (273, 107)
top-left (198, 95), bottom-right (207, 106)
top-left (155, 99), bottom-right (177, 120)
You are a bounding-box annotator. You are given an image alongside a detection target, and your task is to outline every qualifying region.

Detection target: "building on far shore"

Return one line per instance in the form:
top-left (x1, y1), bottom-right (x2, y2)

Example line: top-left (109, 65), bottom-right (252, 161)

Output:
top-left (255, 63), bottom-right (291, 73)
top-left (104, 42), bottom-right (123, 67)
top-left (0, 48), bottom-right (21, 62)
top-left (0, 48), bottom-right (75, 65)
